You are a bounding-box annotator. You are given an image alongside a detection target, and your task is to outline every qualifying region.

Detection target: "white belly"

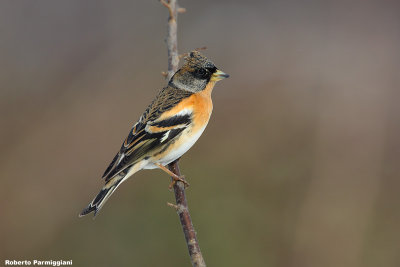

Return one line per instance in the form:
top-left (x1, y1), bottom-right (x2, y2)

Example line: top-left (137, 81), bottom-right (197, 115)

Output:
top-left (143, 125), bottom-right (207, 169)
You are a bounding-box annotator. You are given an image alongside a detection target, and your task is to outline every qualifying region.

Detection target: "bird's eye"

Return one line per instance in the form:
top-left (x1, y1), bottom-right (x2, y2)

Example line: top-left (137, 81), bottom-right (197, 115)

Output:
top-left (196, 68), bottom-right (208, 79)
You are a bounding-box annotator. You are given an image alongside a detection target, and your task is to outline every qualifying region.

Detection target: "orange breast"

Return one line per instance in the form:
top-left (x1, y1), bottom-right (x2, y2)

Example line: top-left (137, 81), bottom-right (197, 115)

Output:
top-left (190, 81), bottom-right (214, 131)
top-left (157, 81), bottom-right (215, 130)
top-left (152, 82), bottom-right (216, 163)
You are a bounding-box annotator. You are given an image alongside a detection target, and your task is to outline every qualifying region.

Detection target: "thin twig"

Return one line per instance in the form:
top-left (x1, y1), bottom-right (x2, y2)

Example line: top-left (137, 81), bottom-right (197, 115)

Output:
top-left (161, 0), bottom-right (179, 81)
top-left (178, 7), bottom-right (186, 13)
top-left (160, 1), bottom-right (206, 266)
top-left (168, 160), bottom-right (206, 267)
top-left (167, 202), bottom-right (179, 210)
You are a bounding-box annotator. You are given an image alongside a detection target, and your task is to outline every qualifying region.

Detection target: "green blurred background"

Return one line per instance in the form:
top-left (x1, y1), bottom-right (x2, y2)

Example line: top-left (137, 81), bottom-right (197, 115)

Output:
top-left (1, 1), bottom-right (399, 266)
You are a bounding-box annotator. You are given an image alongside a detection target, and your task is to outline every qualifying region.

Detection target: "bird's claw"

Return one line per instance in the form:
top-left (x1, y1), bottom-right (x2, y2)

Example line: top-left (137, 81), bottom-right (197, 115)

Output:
top-left (169, 175), bottom-right (189, 190)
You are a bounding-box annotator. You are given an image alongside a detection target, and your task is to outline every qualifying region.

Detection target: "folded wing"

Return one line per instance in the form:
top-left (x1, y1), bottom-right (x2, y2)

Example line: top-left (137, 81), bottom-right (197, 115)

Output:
top-left (102, 86), bottom-right (193, 183)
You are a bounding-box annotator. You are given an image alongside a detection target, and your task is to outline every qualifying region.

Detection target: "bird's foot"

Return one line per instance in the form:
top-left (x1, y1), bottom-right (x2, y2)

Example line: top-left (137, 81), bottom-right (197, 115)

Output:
top-left (155, 163), bottom-right (190, 190)
top-left (168, 174), bottom-right (190, 190)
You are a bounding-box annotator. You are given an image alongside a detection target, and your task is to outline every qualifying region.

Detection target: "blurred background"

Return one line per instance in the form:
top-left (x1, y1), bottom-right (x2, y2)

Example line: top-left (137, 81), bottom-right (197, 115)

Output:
top-left (1, 0), bottom-right (399, 266)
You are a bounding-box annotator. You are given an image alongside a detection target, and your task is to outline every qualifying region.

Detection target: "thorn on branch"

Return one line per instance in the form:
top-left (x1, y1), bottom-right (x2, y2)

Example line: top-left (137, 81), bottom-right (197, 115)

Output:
top-left (167, 202), bottom-right (179, 210)
top-left (167, 202), bottom-right (188, 214)
top-left (161, 71), bottom-right (168, 78)
top-left (178, 7), bottom-right (186, 13)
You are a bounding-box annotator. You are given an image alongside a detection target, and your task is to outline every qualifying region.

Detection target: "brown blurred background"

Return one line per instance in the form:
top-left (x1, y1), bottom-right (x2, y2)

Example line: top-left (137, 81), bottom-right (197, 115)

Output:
top-left (1, 0), bottom-right (399, 266)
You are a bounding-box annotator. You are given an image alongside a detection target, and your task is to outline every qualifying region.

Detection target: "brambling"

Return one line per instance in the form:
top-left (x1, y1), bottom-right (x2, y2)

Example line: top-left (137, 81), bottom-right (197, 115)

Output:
top-left (80, 51), bottom-right (229, 217)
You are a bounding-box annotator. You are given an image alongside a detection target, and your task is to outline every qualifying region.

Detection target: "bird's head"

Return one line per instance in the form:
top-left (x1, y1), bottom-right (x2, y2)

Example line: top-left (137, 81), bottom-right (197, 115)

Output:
top-left (170, 51), bottom-right (229, 92)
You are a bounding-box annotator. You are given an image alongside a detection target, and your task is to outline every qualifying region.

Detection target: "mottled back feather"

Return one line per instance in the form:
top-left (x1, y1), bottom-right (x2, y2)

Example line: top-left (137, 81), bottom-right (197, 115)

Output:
top-left (139, 85), bottom-right (193, 124)
top-left (102, 85), bottom-right (193, 182)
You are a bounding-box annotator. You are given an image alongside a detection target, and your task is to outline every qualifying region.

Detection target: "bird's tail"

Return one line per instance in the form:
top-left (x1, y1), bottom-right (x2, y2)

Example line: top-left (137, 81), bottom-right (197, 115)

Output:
top-left (79, 173), bottom-right (126, 217)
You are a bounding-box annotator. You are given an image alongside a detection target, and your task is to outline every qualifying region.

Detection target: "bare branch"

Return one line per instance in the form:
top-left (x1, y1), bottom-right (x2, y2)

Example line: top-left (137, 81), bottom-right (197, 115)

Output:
top-left (160, 0), bottom-right (174, 19)
top-left (168, 160), bottom-right (206, 267)
top-left (161, 1), bottom-right (206, 266)
top-left (161, 0), bottom-right (179, 80)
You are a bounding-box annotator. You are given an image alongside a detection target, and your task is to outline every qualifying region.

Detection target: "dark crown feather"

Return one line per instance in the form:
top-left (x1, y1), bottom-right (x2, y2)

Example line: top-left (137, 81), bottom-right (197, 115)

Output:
top-left (181, 51), bottom-right (210, 71)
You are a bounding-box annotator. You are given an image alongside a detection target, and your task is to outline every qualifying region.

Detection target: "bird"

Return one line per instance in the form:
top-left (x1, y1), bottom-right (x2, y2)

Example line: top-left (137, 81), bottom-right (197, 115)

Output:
top-left (79, 51), bottom-right (229, 217)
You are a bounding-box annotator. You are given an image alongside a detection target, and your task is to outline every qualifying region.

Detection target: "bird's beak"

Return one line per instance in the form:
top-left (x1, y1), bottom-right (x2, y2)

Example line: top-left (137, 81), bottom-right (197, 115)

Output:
top-left (211, 69), bottom-right (230, 81)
